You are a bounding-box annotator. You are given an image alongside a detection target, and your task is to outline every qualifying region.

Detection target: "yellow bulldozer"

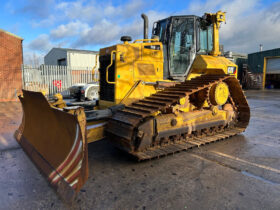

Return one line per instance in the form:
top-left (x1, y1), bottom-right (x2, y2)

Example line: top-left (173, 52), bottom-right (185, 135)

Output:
top-left (15, 11), bottom-right (250, 199)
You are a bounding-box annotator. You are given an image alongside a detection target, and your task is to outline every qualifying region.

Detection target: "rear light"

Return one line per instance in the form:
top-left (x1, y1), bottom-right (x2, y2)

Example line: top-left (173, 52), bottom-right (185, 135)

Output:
top-left (81, 89), bottom-right (85, 94)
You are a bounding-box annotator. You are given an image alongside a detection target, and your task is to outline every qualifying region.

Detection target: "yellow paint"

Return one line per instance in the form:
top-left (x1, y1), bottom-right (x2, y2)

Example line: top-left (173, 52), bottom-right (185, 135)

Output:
top-left (40, 90), bottom-right (47, 96)
top-left (156, 109), bottom-right (228, 134)
top-left (189, 55), bottom-right (238, 79)
top-left (99, 39), bottom-right (164, 108)
top-left (93, 47), bottom-right (237, 142)
top-left (84, 11), bottom-right (238, 143)
top-left (50, 93), bottom-right (66, 108)
top-left (151, 111), bottom-right (161, 117)
top-left (211, 106), bottom-right (218, 115)
top-left (86, 120), bottom-right (107, 143)
top-left (263, 57), bottom-right (267, 89)
top-left (179, 97), bottom-right (186, 105)
top-left (54, 93), bottom-right (63, 100)
top-left (204, 11), bottom-right (226, 57)
top-left (120, 80), bottom-right (142, 104)
top-left (106, 50), bottom-right (117, 84)
top-left (133, 38), bottom-right (159, 43)
top-left (178, 103), bottom-right (194, 113)
top-left (92, 54), bottom-right (99, 82)
top-left (214, 82), bottom-right (229, 106)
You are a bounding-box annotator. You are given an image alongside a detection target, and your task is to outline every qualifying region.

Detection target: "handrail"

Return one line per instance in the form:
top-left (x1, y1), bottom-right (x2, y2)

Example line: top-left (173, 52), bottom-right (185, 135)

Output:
top-left (106, 50), bottom-right (116, 84)
top-left (133, 39), bottom-right (159, 43)
top-left (120, 80), bottom-right (142, 104)
top-left (92, 54), bottom-right (99, 82)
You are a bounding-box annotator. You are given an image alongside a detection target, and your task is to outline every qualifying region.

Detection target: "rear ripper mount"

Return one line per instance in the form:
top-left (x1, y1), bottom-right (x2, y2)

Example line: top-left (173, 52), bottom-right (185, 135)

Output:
top-left (106, 74), bottom-right (250, 160)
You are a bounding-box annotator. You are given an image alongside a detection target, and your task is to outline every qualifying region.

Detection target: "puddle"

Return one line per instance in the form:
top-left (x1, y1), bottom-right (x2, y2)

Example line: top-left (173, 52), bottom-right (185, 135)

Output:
top-left (242, 171), bottom-right (280, 186)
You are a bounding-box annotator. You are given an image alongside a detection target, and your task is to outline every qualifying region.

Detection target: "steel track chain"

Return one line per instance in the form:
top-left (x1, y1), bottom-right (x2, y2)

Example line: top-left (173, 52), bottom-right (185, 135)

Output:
top-left (106, 74), bottom-right (250, 160)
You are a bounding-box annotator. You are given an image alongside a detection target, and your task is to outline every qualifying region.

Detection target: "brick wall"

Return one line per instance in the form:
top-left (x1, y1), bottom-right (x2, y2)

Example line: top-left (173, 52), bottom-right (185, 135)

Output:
top-left (0, 30), bottom-right (23, 101)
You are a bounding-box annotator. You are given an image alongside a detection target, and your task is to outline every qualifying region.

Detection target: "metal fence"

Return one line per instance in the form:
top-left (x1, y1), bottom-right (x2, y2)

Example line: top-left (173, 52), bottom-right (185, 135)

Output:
top-left (22, 65), bottom-right (98, 97)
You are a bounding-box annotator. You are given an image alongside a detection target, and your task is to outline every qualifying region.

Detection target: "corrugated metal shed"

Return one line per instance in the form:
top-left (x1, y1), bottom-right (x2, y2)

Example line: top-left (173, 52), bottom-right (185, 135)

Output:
top-left (248, 48), bottom-right (280, 73)
top-left (266, 58), bottom-right (280, 74)
top-left (44, 48), bottom-right (99, 68)
top-left (236, 57), bottom-right (247, 79)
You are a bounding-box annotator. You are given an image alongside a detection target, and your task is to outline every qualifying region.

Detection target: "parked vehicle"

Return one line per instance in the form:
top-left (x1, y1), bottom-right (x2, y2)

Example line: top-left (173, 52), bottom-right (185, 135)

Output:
top-left (68, 82), bottom-right (99, 101)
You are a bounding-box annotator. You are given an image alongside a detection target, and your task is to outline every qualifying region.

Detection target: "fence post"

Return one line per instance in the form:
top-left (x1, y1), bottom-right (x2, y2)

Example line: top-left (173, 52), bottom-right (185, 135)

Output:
top-left (21, 65), bottom-right (25, 90)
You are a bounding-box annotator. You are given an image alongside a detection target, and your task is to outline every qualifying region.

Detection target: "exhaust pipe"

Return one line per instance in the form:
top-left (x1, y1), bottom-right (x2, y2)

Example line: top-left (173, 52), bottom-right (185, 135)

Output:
top-left (141, 13), bottom-right (148, 39)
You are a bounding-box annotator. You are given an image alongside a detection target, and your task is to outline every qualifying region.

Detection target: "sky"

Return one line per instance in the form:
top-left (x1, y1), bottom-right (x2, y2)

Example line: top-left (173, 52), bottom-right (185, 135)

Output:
top-left (1, 0), bottom-right (280, 64)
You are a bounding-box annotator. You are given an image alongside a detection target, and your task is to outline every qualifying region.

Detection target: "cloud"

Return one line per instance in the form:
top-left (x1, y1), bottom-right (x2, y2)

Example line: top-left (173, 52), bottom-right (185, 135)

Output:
top-left (50, 21), bottom-right (90, 40)
top-left (18, 0), bottom-right (55, 19)
top-left (24, 0), bottom-right (168, 52)
top-left (28, 34), bottom-right (53, 52)
top-left (31, 15), bottom-right (56, 28)
top-left (187, 0), bottom-right (280, 53)
top-left (23, 0), bottom-right (280, 62)
top-left (73, 19), bottom-right (122, 47)
top-left (188, 0), bottom-right (226, 15)
top-left (55, 1), bottom-right (95, 21)
top-left (219, 0), bottom-right (280, 53)
top-left (55, 0), bottom-right (146, 23)
top-left (121, 0), bottom-right (146, 18)
top-left (72, 9), bottom-right (168, 47)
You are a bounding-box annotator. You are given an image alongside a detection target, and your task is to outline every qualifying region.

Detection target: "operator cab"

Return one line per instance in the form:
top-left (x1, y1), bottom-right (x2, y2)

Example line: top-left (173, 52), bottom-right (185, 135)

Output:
top-left (152, 15), bottom-right (214, 80)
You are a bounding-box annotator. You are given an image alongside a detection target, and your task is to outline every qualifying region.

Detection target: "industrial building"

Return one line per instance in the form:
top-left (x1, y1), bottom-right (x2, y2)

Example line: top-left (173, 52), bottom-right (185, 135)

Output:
top-left (224, 51), bottom-right (248, 80)
top-left (248, 48), bottom-right (280, 89)
top-left (44, 48), bottom-right (99, 68)
top-left (0, 29), bottom-right (23, 101)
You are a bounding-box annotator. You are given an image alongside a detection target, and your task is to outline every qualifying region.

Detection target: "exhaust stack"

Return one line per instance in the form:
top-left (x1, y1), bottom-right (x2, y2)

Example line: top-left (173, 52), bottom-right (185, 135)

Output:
top-left (141, 13), bottom-right (148, 39)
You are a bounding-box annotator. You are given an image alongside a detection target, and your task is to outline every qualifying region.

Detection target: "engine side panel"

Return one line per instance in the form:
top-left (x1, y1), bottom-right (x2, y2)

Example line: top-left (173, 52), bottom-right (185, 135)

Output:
top-left (188, 55), bottom-right (238, 80)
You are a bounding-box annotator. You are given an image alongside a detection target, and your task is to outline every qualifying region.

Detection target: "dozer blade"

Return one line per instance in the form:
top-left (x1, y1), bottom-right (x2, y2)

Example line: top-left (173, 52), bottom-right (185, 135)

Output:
top-left (14, 90), bottom-right (88, 200)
